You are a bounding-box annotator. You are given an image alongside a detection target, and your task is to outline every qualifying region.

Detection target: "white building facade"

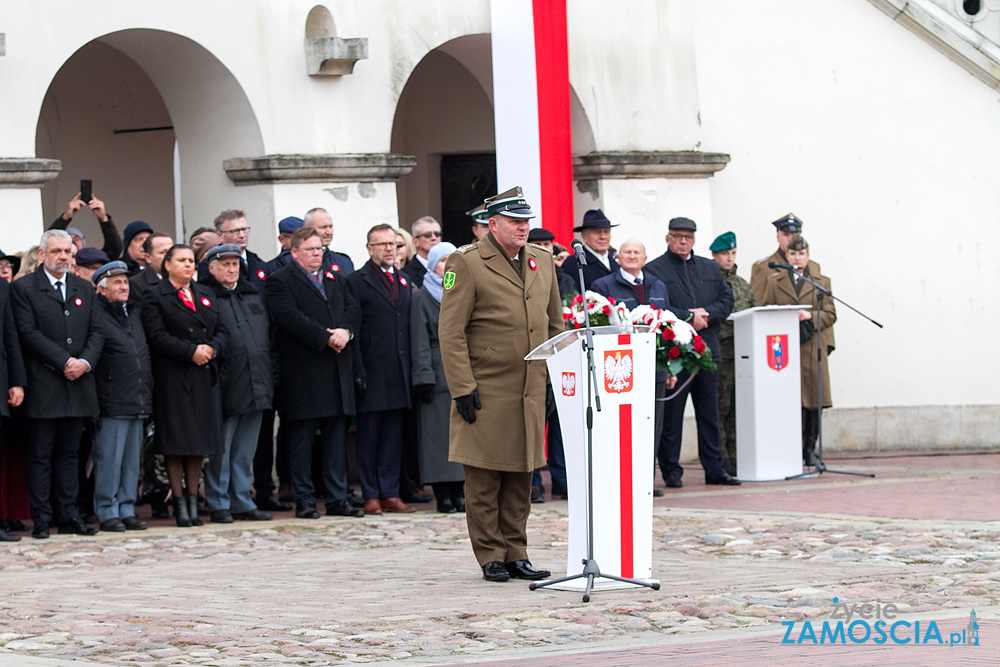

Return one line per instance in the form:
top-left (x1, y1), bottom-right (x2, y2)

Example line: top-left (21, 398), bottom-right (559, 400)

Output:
top-left (1, 0), bottom-right (996, 450)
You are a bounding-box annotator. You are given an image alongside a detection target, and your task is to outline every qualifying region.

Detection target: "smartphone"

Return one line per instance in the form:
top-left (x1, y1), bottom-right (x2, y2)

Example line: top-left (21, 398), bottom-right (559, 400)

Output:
top-left (80, 179), bottom-right (93, 204)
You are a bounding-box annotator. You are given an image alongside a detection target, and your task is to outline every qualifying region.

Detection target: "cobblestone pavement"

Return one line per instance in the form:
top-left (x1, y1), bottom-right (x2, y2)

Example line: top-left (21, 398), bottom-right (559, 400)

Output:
top-left (0, 451), bottom-right (996, 666)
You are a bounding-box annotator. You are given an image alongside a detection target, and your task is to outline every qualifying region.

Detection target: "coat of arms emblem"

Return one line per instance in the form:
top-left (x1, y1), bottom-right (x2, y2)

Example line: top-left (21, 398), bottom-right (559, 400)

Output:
top-left (603, 350), bottom-right (633, 394)
top-left (767, 334), bottom-right (788, 371)
top-left (561, 372), bottom-right (576, 397)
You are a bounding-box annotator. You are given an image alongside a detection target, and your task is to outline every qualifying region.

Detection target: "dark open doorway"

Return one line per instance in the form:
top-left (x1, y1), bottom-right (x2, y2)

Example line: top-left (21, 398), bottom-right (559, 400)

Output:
top-left (440, 152), bottom-right (496, 245)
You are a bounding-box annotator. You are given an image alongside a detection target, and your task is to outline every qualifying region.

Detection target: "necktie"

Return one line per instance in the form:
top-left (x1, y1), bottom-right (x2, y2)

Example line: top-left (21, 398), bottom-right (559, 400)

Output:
top-left (54, 280), bottom-right (64, 302)
top-left (178, 286), bottom-right (196, 311)
top-left (122, 303), bottom-right (129, 319)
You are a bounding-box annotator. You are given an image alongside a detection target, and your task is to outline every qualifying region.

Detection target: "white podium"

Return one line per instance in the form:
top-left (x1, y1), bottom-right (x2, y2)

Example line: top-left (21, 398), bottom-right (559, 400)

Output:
top-left (526, 326), bottom-right (657, 590)
top-left (729, 305), bottom-right (809, 481)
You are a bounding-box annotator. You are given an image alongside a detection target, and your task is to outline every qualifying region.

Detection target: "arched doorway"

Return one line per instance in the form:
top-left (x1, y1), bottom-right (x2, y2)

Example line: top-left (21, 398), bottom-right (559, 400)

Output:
top-left (36, 29), bottom-right (269, 249)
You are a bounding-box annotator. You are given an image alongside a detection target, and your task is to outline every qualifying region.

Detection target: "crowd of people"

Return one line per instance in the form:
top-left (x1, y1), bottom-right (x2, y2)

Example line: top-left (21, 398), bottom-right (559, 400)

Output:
top-left (0, 191), bottom-right (835, 577)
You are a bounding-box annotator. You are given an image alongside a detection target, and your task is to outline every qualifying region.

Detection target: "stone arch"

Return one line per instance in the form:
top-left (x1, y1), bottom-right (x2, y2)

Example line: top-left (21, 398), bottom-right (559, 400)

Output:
top-left (36, 29), bottom-right (269, 249)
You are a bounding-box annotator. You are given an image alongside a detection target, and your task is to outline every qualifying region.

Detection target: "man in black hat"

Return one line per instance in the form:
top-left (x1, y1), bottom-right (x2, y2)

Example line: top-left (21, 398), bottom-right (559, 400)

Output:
top-left (645, 217), bottom-right (739, 488)
top-left (560, 209), bottom-right (619, 292)
top-left (73, 247), bottom-right (109, 284)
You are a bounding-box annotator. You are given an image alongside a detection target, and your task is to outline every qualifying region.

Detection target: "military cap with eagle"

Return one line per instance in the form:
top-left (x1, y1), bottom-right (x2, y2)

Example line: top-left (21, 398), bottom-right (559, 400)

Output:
top-left (483, 186), bottom-right (536, 219)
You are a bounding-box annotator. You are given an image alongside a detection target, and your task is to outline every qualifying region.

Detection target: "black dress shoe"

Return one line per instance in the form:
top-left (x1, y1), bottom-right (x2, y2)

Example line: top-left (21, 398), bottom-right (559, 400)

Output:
top-left (256, 495), bottom-right (292, 512)
top-left (530, 486), bottom-right (545, 504)
top-left (436, 497), bottom-right (456, 514)
top-left (233, 508), bottom-right (273, 521)
top-left (325, 499), bottom-right (363, 517)
top-left (58, 517), bottom-right (99, 536)
top-left (452, 495), bottom-right (466, 513)
top-left (100, 518), bottom-right (126, 532)
top-left (7, 519), bottom-right (27, 532)
top-left (31, 522), bottom-right (49, 539)
top-left (482, 561), bottom-right (510, 582)
top-left (653, 488), bottom-right (664, 497)
top-left (666, 473), bottom-right (683, 488)
top-left (296, 505), bottom-right (320, 519)
top-left (0, 528), bottom-right (21, 542)
top-left (210, 509), bottom-right (234, 524)
top-left (505, 559), bottom-right (550, 580)
top-left (705, 472), bottom-right (742, 486)
top-left (122, 516), bottom-right (148, 531)
top-left (551, 481), bottom-right (568, 500)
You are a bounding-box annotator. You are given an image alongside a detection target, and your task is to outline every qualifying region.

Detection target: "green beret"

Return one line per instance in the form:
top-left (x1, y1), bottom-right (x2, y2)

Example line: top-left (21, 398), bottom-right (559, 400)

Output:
top-left (709, 231), bottom-right (736, 253)
top-left (787, 233), bottom-right (809, 251)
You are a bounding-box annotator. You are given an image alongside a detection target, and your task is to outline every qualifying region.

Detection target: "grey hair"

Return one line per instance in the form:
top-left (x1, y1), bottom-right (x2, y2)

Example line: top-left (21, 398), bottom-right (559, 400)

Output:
top-left (39, 229), bottom-right (72, 252)
top-left (303, 207), bottom-right (328, 225)
top-left (411, 216), bottom-right (440, 236)
top-left (619, 238), bottom-right (647, 254)
top-left (97, 276), bottom-right (109, 289)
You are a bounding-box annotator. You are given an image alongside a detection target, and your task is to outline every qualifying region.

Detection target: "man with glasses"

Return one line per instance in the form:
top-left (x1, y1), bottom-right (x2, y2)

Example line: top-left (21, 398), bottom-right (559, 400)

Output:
top-left (303, 207), bottom-right (355, 277)
top-left (645, 217), bottom-right (739, 489)
top-left (198, 209), bottom-right (270, 288)
top-left (403, 216), bottom-right (443, 289)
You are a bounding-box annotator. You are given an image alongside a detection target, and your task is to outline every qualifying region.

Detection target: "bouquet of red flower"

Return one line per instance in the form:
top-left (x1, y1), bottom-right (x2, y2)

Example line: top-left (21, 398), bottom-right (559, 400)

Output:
top-left (563, 291), bottom-right (630, 329)
top-left (628, 305), bottom-right (716, 376)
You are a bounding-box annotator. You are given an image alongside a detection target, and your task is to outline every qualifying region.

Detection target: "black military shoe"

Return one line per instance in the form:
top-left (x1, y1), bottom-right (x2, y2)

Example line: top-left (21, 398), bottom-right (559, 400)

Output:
top-left (666, 473), bottom-right (683, 488)
top-left (505, 560), bottom-right (550, 580)
top-left (210, 509), bottom-right (234, 524)
top-left (0, 528), bottom-right (21, 542)
top-left (256, 495), bottom-right (292, 512)
top-left (482, 561), bottom-right (511, 582)
top-left (296, 505), bottom-right (320, 519)
top-left (122, 516), bottom-right (148, 531)
top-left (58, 517), bottom-right (99, 535)
top-left (100, 518), bottom-right (126, 532)
top-left (325, 500), bottom-right (363, 518)
top-left (233, 509), bottom-right (273, 521)
top-left (705, 472), bottom-right (741, 486)
top-left (31, 522), bottom-right (49, 539)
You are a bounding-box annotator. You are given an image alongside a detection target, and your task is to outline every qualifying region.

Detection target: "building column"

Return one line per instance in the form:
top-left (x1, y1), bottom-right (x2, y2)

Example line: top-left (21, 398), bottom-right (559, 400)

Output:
top-left (0, 158), bottom-right (61, 251)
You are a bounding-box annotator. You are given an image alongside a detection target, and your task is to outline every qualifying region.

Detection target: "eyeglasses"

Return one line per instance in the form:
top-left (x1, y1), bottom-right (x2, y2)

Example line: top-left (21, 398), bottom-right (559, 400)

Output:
top-left (396, 243), bottom-right (405, 249)
top-left (669, 233), bottom-right (695, 241)
top-left (368, 242), bottom-right (396, 249)
top-left (415, 231), bottom-right (442, 239)
top-left (222, 227), bottom-right (250, 235)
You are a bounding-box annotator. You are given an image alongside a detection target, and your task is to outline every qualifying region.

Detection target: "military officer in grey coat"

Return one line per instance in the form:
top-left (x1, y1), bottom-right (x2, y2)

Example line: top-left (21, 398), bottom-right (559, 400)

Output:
top-left (439, 187), bottom-right (563, 583)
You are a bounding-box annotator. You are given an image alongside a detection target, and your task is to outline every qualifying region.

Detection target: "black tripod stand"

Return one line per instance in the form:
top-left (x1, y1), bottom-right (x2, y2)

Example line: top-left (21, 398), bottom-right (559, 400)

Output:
top-left (786, 273), bottom-right (881, 480)
top-left (530, 249), bottom-right (660, 602)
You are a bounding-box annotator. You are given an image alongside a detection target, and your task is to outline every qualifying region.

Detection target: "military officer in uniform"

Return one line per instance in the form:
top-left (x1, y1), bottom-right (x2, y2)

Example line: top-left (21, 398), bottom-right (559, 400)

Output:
top-left (439, 186), bottom-right (563, 583)
top-left (710, 232), bottom-right (754, 476)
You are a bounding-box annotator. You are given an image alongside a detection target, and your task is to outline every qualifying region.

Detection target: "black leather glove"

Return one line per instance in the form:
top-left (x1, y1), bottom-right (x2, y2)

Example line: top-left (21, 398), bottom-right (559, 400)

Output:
top-left (413, 383), bottom-right (435, 404)
top-left (545, 383), bottom-right (555, 420)
top-left (354, 377), bottom-right (367, 400)
top-left (455, 390), bottom-right (481, 424)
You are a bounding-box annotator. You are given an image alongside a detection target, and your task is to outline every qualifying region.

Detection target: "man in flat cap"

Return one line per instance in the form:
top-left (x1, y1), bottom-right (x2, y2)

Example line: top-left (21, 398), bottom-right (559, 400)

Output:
top-left (266, 216), bottom-right (305, 272)
top-left (439, 186), bottom-right (563, 582)
top-left (645, 217), bottom-right (739, 488)
top-left (710, 231), bottom-right (755, 476)
top-left (561, 209), bottom-right (619, 292)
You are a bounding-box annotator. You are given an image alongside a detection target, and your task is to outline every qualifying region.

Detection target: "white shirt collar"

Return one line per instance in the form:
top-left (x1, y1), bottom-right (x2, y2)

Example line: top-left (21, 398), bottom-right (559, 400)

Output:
top-left (43, 267), bottom-right (66, 287)
top-left (583, 242), bottom-right (610, 269)
top-left (619, 267), bottom-right (643, 284)
top-left (416, 254), bottom-right (429, 269)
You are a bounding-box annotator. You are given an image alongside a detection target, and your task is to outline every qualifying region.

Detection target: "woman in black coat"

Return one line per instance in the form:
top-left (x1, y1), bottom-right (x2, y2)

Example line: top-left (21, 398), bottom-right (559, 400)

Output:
top-left (141, 245), bottom-right (228, 527)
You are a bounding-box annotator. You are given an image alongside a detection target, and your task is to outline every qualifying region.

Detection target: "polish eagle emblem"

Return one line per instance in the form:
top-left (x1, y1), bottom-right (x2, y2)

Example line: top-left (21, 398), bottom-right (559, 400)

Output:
top-left (561, 371), bottom-right (576, 397)
top-left (603, 350), bottom-right (633, 394)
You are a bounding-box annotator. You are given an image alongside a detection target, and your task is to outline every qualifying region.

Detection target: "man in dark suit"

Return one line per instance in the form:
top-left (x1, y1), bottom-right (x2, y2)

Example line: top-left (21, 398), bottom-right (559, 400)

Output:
top-left (346, 224), bottom-right (414, 515)
top-left (11, 230), bottom-right (104, 537)
top-left (129, 233), bottom-right (172, 304)
top-left (304, 207), bottom-right (355, 276)
top-left (560, 209), bottom-right (620, 292)
top-left (264, 227), bottom-right (363, 519)
top-left (644, 217), bottom-right (740, 489)
top-left (0, 274), bottom-right (27, 541)
top-left (402, 216), bottom-right (442, 289)
top-left (198, 209), bottom-right (270, 289)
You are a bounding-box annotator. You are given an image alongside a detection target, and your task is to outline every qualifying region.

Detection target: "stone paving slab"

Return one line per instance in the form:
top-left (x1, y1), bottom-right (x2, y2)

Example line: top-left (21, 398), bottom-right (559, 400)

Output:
top-left (0, 450), bottom-right (995, 665)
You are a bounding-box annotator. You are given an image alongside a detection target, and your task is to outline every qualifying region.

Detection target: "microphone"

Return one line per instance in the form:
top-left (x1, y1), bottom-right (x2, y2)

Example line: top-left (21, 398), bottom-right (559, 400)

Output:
top-left (768, 261), bottom-right (797, 270)
top-left (571, 239), bottom-right (588, 266)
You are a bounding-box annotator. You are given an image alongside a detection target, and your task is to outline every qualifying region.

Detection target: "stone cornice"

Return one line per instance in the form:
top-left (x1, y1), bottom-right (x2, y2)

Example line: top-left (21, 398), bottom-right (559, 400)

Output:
top-left (572, 151), bottom-right (730, 180)
top-left (224, 154), bottom-right (417, 185)
top-left (0, 158), bottom-right (62, 188)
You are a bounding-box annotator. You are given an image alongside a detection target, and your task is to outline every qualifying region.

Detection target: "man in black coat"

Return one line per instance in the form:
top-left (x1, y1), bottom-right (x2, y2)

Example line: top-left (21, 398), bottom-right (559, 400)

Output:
top-left (264, 227), bottom-right (363, 519)
top-left (644, 217), bottom-right (739, 488)
top-left (11, 230), bottom-right (104, 537)
top-left (128, 233), bottom-right (173, 305)
top-left (560, 209), bottom-right (620, 292)
top-left (346, 224), bottom-right (414, 515)
top-left (197, 209), bottom-right (270, 289)
top-left (0, 275), bottom-right (27, 541)
top-left (402, 215), bottom-right (442, 290)
top-left (200, 244), bottom-right (275, 523)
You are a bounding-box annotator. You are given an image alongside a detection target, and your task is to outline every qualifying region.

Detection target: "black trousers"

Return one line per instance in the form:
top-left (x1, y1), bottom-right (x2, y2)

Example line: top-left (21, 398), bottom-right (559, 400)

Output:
top-left (28, 417), bottom-right (85, 525)
top-left (286, 416), bottom-right (349, 507)
top-left (656, 369), bottom-right (726, 481)
top-left (802, 408), bottom-right (820, 453)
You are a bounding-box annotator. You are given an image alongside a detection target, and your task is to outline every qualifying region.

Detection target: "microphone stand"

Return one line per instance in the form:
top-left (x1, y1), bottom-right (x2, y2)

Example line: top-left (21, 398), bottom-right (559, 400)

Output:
top-left (785, 271), bottom-right (880, 480)
top-left (530, 249), bottom-right (660, 602)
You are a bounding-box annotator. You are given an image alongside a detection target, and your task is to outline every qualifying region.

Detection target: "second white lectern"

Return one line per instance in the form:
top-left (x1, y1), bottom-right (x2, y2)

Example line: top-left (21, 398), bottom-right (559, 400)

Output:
top-left (729, 305), bottom-right (809, 480)
top-left (526, 325), bottom-right (656, 590)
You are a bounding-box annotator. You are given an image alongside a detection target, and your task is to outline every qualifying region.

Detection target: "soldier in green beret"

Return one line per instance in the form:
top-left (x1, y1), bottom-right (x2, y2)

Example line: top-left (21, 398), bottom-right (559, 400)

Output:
top-left (710, 231), bottom-right (754, 476)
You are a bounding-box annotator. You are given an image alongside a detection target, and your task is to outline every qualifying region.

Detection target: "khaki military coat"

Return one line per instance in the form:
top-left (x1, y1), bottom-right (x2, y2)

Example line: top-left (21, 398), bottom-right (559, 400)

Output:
top-left (761, 268), bottom-right (836, 409)
top-left (751, 248), bottom-right (834, 351)
top-left (438, 237), bottom-right (563, 472)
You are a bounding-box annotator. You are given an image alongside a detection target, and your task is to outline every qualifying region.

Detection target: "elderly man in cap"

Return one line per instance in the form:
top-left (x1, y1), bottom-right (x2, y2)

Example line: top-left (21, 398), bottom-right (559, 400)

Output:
top-left (645, 217), bottom-right (739, 488)
top-left (49, 193), bottom-right (124, 261)
top-left (198, 210), bottom-right (270, 289)
top-left (303, 207), bottom-right (355, 276)
top-left (266, 216), bottom-right (305, 271)
top-left (11, 230), bottom-right (105, 537)
top-left (402, 216), bottom-right (443, 289)
top-left (439, 186), bottom-right (563, 582)
top-left (90, 261), bottom-right (152, 531)
top-left (560, 209), bottom-right (620, 292)
top-left (73, 247), bottom-right (110, 284)
top-left (201, 244), bottom-right (275, 522)
top-left (710, 232), bottom-right (755, 476)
